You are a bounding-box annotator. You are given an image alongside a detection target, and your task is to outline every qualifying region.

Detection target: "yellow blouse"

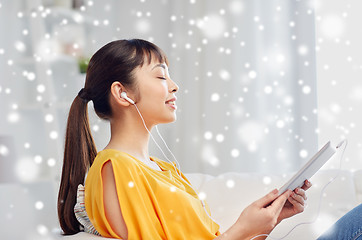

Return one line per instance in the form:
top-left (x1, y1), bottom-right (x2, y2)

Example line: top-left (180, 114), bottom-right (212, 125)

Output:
top-left (85, 149), bottom-right (220, 239)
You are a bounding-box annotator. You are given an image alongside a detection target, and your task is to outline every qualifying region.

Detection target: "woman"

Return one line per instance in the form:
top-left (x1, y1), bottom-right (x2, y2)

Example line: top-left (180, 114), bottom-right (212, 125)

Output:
top-left (57, 39), bottom-right (359, 239)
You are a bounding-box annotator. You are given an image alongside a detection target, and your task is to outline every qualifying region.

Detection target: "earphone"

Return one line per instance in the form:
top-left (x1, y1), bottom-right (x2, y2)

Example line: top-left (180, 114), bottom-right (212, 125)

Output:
top-left (121, 92), bottom-right (135, 104)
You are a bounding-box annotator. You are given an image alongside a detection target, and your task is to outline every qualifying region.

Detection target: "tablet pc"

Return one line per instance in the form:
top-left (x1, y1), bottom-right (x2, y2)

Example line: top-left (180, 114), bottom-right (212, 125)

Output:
top-left (278, 141), bottom-right (336, 196)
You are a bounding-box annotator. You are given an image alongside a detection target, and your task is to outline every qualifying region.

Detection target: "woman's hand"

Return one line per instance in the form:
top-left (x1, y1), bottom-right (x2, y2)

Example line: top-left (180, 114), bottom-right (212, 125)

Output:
top-left (216, 189), bottom-right (292, 240)
top-left (216, 180), bottom-right (312, 240)
top-left (277, 180), bottom-right (312, 223)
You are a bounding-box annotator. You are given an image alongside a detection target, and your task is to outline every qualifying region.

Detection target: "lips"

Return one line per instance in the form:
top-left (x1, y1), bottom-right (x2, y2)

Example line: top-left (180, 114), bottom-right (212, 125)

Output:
top-left (165, 97), bottom-right (177, 104)
top-left (165, 97), bottom-right (177, 109)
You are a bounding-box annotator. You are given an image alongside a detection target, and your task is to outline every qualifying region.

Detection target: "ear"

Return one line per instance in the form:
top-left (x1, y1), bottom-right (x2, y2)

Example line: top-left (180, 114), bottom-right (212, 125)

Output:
top-left (110, 81), bottom-right (132, 107)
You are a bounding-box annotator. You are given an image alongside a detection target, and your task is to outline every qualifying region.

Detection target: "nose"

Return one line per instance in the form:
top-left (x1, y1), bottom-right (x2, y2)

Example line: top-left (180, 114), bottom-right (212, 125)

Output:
top-left (168, 78), bottom-right (179, 93)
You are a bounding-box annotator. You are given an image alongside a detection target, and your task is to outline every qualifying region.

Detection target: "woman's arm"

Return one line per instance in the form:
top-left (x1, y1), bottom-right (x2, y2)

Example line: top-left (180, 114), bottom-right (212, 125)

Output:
top-left (102, 160), bottom-right (128, 239)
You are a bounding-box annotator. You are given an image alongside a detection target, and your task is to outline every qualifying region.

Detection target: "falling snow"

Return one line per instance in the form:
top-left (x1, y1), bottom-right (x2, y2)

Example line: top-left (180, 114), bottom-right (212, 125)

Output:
top-left (0, 0), bottom-right (361, 238)
top-left (0, 145), bottom-right (9, 156)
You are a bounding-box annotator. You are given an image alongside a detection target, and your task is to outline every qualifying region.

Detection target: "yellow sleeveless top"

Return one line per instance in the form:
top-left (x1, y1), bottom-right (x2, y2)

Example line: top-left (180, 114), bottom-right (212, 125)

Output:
top-left (85, 149), bottom-right (220, 239)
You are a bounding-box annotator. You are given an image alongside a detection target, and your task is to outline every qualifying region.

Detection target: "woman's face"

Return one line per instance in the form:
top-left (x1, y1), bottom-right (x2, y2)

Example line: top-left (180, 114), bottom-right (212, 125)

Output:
top-left (132, 57), bottom-right (179, 126)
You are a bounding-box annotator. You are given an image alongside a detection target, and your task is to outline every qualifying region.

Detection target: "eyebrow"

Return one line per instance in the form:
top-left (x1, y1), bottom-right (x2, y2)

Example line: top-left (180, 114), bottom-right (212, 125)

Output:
top-left (151, 63), bottom-right (167, 70)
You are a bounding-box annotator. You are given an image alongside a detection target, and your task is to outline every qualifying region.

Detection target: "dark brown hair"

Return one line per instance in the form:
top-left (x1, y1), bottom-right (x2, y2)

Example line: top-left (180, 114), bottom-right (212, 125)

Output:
top-left (57, 39), bottom-right (168, 235)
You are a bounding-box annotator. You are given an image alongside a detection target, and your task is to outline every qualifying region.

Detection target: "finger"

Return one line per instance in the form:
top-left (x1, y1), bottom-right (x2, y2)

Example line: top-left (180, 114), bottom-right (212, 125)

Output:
top-left (301, 179), bottom-right (312, 191)
top-left (255, 189), bottom-right (279, 207)
top-left (288, 196), bottom-right (305, 213)
top-left (270, 190), bottom-right (291, 215)
top-left (291, 191), bottom-right (306, 205)
top-left (294, 188), bottom-right (307, 201)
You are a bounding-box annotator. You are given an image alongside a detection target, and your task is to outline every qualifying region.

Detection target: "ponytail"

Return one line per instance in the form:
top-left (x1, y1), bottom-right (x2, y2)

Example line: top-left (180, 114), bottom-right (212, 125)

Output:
top-left (57, 95), bottom-right (97, 235)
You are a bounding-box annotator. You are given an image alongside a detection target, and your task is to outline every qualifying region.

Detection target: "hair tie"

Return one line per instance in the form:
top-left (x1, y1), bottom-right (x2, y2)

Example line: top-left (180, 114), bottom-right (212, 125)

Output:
top-left (78, 88), bottom-right (90, 103)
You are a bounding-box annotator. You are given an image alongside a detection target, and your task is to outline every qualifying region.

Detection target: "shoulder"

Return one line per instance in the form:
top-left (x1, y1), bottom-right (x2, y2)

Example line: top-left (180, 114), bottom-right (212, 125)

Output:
top-left (86, 150), bottom-right (143, 195)
top-left (95, 149), bottom-right (132, 162)
top-left (87, 149), bottom-right (141, 183)
top-left (92, 149), bottom-right (137, 169)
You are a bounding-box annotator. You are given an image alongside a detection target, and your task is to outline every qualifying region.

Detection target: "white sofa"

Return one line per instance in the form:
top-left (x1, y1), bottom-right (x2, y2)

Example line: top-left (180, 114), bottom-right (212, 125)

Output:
top-left (1, 170), bottom-right (361, 240)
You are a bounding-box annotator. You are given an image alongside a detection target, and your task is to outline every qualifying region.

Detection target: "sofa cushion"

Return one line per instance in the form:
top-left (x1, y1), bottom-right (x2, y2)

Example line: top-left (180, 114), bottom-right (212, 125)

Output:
top-left (74, 184), bottom-right (100, 236)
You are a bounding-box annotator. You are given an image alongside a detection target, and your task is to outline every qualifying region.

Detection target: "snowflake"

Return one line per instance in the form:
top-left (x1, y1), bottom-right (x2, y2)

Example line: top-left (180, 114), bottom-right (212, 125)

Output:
top-left (215, 134), bottom-right (224, 143)
top-left (302, 85), bottom-right (311, 94)
top-left (47, 158), bottom-right (56, 167)
top-left (229, 0), bottom-right (243, 14)
top-left (264, 86), bottom-right (273, 94)
top-left (35, 201), bottom-right (44, 210)
top-left (201, 145), bottom-right (220, 166)
top-left (37, 224), bottom-right (48, 236)
top-left (49, 131), bottom-right (58, 139)
top-left (45, 114), bottom-right (54, 123)
top-left (197, 14), bottom-right (226, 39)
top-left (248, 70), bottom-right (257, 79)
top-left (204, 131), bottom-right (213, 140)
top-left (226, 179), bottom-right (235, 188)
top-left (198, 191), bottom-right (207, 200)
top-left (219, 69), bottom-right (230, 81)
top-left (320, 15), bottom-right (345, 39)
top-left (7, 112), bottom-right (20, 123)
top-left (298, 45), bottom-right (309, 55)
top-left (230, 149), bottom-right (240, 158)
top-left (34, 155), bottom-right (43, 164)
top-left (262, 176), bottom-right (272, 185)
top-left (0, 145), bottom-right (9, 156)
top-left (37, 84), bottom-right (46, 93)
top-left (299, 149), bottom-right (308, 158)
top-left (15, 158), bottom-right (39, 182)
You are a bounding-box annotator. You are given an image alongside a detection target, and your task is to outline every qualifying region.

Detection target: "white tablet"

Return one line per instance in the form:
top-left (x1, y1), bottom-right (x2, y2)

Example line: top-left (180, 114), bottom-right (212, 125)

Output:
top-left (278, 141), bottom-right (336, 196)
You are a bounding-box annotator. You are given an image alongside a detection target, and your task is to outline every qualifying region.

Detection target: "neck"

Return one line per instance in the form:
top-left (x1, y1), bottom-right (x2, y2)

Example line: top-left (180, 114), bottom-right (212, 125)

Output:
top-left (105, 110), bottom-right (153, 162)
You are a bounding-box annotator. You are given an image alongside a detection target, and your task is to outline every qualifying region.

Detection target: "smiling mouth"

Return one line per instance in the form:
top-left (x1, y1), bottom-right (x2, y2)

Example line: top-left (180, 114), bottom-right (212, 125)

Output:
top-left (165, 97), bottom-right (177, 104)
top-left (165, 99), bottom-right (177, 109)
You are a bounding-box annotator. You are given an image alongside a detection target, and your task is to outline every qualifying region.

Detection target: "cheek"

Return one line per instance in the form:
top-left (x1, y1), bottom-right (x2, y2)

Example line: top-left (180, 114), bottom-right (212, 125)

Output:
top-left (142, 84), bottom-right (167, 104)
top-left (161, 81), bottom-right (168, 92)
top-left (154, 82), bottom-right (168, 99)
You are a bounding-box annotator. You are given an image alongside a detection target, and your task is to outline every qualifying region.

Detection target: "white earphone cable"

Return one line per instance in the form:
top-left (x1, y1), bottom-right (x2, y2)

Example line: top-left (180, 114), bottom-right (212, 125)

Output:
top-left (132, 103), bottom-right (219, 224)
top-left (154, 126), bottom-right (181, 172)
top-left (132, 104), bottom-right (176, 171)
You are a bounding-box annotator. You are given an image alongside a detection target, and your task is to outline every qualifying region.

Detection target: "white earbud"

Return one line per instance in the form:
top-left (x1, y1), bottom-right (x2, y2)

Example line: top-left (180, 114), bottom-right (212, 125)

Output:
top-left (121, 92), bottom-right (135, 104)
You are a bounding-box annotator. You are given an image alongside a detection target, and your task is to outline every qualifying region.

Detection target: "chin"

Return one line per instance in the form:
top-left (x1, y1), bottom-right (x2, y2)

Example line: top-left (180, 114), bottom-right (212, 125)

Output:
top-left (161, 114), bottom-right (177, 124)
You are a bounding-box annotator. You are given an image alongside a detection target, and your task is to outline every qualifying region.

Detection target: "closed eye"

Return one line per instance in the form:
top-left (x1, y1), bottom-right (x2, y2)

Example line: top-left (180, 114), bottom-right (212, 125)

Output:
top-left (158, 77), bottom-right (167, 80)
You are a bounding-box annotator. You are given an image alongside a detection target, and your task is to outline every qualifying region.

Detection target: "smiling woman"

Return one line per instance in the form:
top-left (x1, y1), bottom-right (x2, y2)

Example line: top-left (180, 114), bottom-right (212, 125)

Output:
top-left (57, 39), bottom-right (313, 240)
top-left (58, 39), bottom-right (222, 238)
